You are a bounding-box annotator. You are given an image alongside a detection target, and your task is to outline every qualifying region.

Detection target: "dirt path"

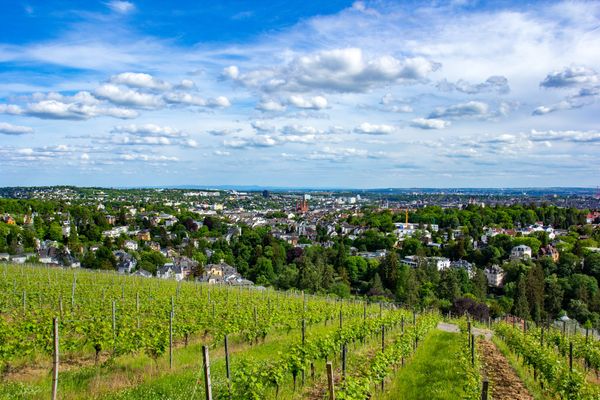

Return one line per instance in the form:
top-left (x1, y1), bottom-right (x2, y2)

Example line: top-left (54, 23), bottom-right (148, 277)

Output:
top-left (437, 322), bottom-right (460, 333)
top-left (437, 321), bottom-right (493, 339)
top-left (478, 340), bottom-right (533, 400)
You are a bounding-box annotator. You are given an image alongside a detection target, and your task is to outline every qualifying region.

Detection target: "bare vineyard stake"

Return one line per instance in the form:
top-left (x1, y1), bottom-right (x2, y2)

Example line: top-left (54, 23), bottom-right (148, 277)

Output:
top-left (169, 311), bottom-right (173, 369)
top-left (471, 334), bottom-right (475, 366)
top-left (302, 319), bottom-right (306, 345)
top-left (71, 276), bottom-right (76, 308)
top-left (326, 362), bottom-right (335, 400)
top-left (22, 290), bottom-right (26, 312)
top-left (112, 300), bottom-right (116, 352)
top-left (480, 379), bottom-right (489, 400)
top-left (570, 342), bottom-right (573, 372)
top-left (342, 344), bottom-right (347, 380)
top-left (52, 317), bottom-right (59, 400)
top-left (202, 345), bottom-right (212, 400)
top-left (224, 335), bottom-right (231, 384)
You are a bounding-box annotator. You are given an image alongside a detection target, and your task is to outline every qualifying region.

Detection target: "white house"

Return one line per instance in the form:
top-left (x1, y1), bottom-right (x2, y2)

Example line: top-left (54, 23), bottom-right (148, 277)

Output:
top-left (484, 265), bottom-right (505, 287)
top-left (431, 257), bottom-right (451, 271)
top-left (157, 264), bottom-right (185, 281)
top-left (124, 240), bottom-right (138, 251)
top-left (402, 256), bottom-right (451, 271)
top-left (451, 259), bottom-right (475, 278)
top-left (511, 245), bottom-right (532, 259)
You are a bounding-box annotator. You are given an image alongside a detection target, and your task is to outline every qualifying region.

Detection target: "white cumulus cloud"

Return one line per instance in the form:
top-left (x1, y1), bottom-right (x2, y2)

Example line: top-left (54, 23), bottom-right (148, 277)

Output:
top-left (0, 122), bottom-right (33, 135)
top-left (410, 118), bottom-right (450, 130)
top-left (288, 95), bottom-right (328, 110)
top-left (354, 122), bottom-right (395, 135)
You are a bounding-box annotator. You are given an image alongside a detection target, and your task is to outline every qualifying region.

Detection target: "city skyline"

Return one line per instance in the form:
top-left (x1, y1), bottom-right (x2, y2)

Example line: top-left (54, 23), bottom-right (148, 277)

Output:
top-left (0, 0), bottom-right (599, 188)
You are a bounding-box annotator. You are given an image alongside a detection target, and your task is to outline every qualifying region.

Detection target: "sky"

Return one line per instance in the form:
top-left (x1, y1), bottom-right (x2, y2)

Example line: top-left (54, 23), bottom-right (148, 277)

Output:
top-left (0, 0), bottom-right (599, 188)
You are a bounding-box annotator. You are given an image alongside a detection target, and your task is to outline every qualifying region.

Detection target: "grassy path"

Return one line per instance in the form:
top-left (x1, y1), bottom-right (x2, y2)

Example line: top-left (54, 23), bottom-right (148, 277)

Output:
top-left (376, 330), bottom-right (470, 400)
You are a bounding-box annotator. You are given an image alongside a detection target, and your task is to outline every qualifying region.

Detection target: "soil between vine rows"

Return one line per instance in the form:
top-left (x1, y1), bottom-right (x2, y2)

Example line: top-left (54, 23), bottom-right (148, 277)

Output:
top-left (478, 339), bottom-right (533, 400)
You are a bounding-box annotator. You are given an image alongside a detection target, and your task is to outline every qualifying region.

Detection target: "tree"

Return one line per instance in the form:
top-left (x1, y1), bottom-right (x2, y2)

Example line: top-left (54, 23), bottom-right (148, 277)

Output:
top-left (452, 297), bottom-right (489, 321)
top-left (513, 274), bottom-right (531, 319)
top-left (583, 253), bottom-right (600, 281)
top-left (368, 273), bottom-right (387, 297)
top-left (438, 269), bottom-right (461, 302)
top-left (48, 222), bottom-right (63, 242)
top-left (471, 269), bottom-right (488, 301)
top-left (557, 252), bottom-right (580, 277)
top-left (544, 274), bottom-right (564, 319)
top-left (526, 264), bottom-right (545, 322)
top-left (330, 282), bottom-right (351, 298)
top-left (379, 251), bottom-right (400, 290)
top-left (253, 256), bottom-right (275, 284)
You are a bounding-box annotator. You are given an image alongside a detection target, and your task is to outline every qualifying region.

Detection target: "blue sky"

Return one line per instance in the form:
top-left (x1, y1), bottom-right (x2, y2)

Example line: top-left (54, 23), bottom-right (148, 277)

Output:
top-left (0, 0), bottom-right (599, 188)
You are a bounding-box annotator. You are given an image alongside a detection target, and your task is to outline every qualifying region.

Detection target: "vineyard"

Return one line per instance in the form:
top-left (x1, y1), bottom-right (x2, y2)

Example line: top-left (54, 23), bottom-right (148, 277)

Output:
top-left (0, 263), bottom-right (454, 399)
top-left (494, 320), bottom-right (600, 400)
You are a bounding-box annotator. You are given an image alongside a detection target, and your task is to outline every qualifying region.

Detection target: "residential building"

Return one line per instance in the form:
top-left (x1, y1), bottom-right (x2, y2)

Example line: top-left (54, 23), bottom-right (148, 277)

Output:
top-left (484, 265), bottom-right (505, 287)
top-left (510, 245), bottom-right (532, 260)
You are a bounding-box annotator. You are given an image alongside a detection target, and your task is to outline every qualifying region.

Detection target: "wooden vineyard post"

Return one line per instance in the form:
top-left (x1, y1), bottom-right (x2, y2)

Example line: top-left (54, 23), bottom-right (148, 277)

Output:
top-left (203, 345), bottom-right (212, 400)
top-left (169, 310), bottom-right (174, 369)
top-left (339, 309), bottom-right (343, 356)
top-left (471, 334), bottom-right (475, 366)
top-left (586, 327), bottom-right (589, 343)
top-left (342, 344), bottom-right (347, 380)
top-left (224, 335), bottom-right (231, 388)
top-left (379, 302), bottom-right (382, 318)
top-left (302, 319), bottom-right (306, 345)
top-left (326, 362), bottom-right (335, 400)
top-left (569, 342), bottom-right (573, 372)
top-left (52, 317), bottom-right (59, 400)
top-left (71, 275), bottom-right (76, 308)
top-left (112, 300), bottom-right (116, 352)
top-left (22, 290), bottom-right (26, 312)
top-left (481, 379), bottom-right (489, 400)
top-left (381, 324), bottom-right (385, 391)
top-left (302, 318), bottom-right (306, 385)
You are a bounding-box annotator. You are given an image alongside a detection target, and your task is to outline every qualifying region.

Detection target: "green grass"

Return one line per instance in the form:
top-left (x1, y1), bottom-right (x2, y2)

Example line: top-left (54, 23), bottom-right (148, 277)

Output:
top-left (377, 330), bottom-right (472, 400)
top-left (491, 336), bottom-right (549, 400)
